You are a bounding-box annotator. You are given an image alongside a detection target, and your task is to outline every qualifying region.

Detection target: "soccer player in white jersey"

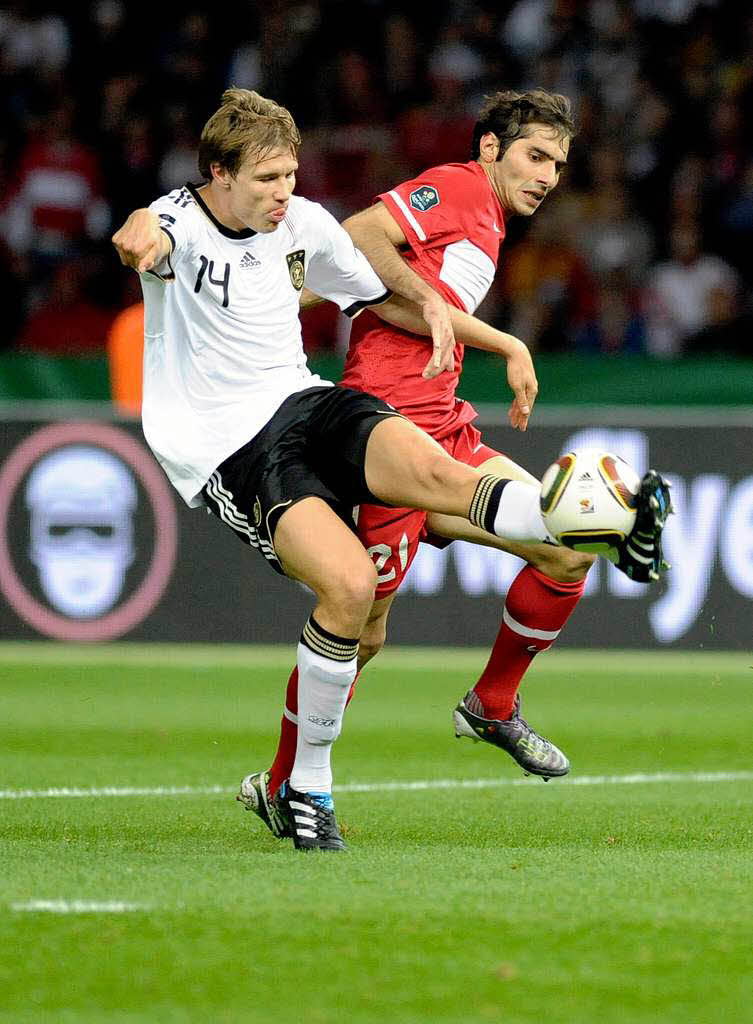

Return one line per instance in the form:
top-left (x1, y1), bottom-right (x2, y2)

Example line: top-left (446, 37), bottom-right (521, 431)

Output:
top-left (113, 89), bottom-right (671, 851)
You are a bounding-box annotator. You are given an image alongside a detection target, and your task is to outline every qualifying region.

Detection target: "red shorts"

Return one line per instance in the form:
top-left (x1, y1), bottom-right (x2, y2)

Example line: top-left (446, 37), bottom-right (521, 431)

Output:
top-left (356, 421), bottom-right (504, 598)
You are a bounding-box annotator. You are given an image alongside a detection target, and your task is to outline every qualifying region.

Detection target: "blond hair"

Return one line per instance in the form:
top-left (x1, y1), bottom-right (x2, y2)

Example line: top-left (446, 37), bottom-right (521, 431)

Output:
top-left (198, 88), bottom-right (301, 180)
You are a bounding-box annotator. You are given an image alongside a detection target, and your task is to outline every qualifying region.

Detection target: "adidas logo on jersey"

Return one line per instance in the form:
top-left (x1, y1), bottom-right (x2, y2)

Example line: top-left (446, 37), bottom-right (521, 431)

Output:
top-left (240, 251), bottom-right (261, 269)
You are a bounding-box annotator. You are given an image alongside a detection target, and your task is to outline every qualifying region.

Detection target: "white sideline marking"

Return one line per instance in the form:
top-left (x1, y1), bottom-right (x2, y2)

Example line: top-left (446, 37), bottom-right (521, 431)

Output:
top-left (10, 900), bottom-right (147, 914)
top-left (338, 771), bottom-right (753, 792)
top-left (0, 785), bottom-right (227, 800)
top-left (1, 771), bottom-right (752, 802)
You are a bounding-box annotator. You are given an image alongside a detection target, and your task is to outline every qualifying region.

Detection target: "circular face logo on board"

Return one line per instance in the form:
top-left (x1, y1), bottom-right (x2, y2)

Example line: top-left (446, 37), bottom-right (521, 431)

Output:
top-left (0, 422), bottom-right (178, 641)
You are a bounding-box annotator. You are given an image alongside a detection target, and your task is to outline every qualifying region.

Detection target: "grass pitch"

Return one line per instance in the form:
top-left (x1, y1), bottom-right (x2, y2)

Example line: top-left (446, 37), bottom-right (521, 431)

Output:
top-left (1, 644), bottom-right (752, 1024)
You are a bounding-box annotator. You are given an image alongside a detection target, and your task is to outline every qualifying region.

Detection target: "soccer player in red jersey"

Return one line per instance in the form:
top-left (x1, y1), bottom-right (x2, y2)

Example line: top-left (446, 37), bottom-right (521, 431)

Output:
top-left (239, 90), bottom-right (670, 835)
top-left (340, 91), bottom-right (587, 765)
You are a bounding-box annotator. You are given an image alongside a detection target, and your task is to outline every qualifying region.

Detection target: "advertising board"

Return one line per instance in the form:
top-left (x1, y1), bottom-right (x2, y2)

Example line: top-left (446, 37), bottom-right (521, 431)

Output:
top-left (0, 410), bottom-right (750, 648)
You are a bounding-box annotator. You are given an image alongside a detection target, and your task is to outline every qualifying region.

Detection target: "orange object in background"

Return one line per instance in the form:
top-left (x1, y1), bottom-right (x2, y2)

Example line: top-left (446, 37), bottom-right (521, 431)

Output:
top-left (107, 302), bottom-right (144, 414)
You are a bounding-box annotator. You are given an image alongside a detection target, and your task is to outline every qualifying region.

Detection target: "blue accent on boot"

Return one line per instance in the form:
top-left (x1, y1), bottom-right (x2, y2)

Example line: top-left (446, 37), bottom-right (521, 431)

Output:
top-left (305, 791), bottom-right (334, 810)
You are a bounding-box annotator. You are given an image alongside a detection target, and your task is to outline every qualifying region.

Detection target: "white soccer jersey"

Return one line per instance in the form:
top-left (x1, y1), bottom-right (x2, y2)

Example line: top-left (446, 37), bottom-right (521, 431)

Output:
top-left (139, 184), bottom-right (389, 506)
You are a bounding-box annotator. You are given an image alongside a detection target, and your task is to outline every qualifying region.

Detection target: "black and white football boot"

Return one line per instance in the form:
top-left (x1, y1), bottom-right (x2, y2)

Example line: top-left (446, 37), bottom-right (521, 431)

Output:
top-left (453, 691), bottom-right (570, 780)
top-left (613, 470), bottom-right (673, 583)
top-left (277, 783), bottom-right (348, 852)
top-left (237, 770), bottom-right (292, 839)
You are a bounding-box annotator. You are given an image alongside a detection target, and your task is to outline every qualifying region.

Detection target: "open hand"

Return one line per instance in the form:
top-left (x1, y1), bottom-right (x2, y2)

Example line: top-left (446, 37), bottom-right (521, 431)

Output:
top-left (420, 292), bottom-right (455, 379)
top-left (506, 340), bottom-right (538, 431)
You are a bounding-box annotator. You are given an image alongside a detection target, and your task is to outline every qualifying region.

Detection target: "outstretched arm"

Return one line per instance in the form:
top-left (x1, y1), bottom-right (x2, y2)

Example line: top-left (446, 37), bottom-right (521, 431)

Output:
top-left (374, 294), bottom-right (538, 432)
top-left (342, 202), bottom-right (454, 379)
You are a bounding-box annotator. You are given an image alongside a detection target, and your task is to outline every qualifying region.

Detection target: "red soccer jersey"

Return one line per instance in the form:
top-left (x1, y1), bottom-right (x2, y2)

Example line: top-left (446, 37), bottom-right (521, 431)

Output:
top-left (342, 160), bottom-right (506, 437)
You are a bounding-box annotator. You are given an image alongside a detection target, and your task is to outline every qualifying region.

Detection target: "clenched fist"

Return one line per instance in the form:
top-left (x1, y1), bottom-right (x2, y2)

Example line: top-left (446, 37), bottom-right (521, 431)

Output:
top-left (112, 209), bottom-right (170, 273)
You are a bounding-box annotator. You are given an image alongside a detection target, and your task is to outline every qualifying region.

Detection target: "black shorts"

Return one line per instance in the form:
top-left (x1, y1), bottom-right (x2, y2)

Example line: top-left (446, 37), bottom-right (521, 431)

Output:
top-left (201, 385), bottom-right (401, 575)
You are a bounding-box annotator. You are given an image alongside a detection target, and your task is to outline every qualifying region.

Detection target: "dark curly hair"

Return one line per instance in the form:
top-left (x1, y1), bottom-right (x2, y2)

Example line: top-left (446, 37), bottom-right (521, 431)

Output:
top-left (471, 89), bottom-right (576, 160)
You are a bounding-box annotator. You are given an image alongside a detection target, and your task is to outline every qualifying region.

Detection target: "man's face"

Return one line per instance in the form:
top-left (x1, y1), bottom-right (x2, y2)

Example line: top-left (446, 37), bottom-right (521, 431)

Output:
top-left (492, 124), bottom-right (569, 217)
top-left (228, 146), bottom-right (298, 233)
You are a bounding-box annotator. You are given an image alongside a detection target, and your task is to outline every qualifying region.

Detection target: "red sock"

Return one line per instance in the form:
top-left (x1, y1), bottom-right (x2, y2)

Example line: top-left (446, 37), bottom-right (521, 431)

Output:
top-left (472, 565), bottom-right (585, 720)
top-left (267, 666), bottom-right (360, 797)
top-left (267, 668), bottom-right (299, 798)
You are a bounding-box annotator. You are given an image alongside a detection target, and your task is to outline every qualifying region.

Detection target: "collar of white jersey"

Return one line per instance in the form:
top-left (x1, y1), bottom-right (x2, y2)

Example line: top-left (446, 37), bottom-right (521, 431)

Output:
top-left (186, 183), bottom-right (258, 240)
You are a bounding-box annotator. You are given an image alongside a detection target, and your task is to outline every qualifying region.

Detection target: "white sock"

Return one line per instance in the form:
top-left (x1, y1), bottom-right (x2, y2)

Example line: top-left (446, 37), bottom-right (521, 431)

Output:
top-left (493, 479), bottom-right (556, 544)
top-left (289, 618), bottom-right (358, 794)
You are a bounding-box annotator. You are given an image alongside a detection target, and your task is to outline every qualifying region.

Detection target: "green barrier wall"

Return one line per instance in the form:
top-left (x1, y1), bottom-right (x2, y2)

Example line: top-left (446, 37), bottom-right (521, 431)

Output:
top-left (0, 353), bottom-right (111, 401)
top-left (0, 350), bottom-right (751, 405)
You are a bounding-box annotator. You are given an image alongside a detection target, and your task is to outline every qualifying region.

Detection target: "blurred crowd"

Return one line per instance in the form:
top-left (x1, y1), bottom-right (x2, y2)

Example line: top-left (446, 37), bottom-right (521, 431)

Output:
top-left (1, 0), bottom-right (752, 362)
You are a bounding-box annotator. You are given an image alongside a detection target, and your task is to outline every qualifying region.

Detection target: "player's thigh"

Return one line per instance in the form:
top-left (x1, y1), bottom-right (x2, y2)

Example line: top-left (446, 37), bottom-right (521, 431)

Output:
top-left (273, 496), bottom-right (377, 609)
top-left (363, 415), bottom-right (478, 510)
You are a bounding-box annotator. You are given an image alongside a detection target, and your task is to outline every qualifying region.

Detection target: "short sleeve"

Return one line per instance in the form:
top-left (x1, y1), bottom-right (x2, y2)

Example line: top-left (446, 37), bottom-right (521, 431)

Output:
top-left (147, 189), bottom-right (196, 275)
top-left (378, 163), bottom-right (483, 255)
top-left (304, 203), bottom-right (390, 318)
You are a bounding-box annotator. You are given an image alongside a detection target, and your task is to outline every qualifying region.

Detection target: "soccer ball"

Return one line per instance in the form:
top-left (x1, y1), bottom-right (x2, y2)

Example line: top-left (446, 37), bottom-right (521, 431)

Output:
top-left (540, 448), bottom-right (640, 552)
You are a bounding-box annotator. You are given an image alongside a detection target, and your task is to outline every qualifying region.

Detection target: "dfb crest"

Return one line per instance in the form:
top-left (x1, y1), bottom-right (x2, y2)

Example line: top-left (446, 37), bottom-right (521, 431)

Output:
top-left (286, 250), bottom-right (306, 290)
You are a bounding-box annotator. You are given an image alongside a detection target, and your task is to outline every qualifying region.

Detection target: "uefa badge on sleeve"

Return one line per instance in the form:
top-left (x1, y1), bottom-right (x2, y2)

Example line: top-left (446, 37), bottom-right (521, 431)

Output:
top-left (409, 186), bottom-right (440, 212)
top-left (286, 250), bottom-right (305, 290)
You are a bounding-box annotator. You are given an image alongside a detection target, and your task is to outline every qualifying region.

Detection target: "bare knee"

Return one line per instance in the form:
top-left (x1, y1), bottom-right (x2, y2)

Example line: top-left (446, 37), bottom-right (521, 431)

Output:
top-left (327, 561), bottom-right (378, 617)
top-left (530, 545), bottom-right (595, 582)
top-left (315, 558), bottom-right (378, 636)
